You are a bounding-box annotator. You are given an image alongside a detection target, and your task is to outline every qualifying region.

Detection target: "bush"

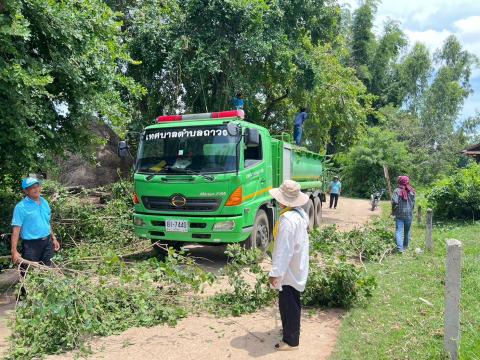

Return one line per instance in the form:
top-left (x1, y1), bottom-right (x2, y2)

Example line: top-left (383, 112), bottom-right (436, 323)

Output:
top-left (426, 164), bottom-right (480, 219)
top-left (311, 219), bottom-right (395, 262)
top-left (0, 188), bottom-right (20, 235)
top-left (302, 261), bottom-right (376, 309)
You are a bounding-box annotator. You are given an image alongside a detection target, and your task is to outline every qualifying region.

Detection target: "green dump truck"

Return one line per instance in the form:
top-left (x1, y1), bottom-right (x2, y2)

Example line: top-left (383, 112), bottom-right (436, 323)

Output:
top-left (126, 110), bottom-right (325, 252)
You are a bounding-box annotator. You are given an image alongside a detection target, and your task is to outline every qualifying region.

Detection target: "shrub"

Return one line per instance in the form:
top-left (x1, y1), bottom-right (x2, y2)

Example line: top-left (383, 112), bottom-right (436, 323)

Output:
top-left (302, 261), bottom-right (376, 309)
top-left (426, 164), bottom-right (480, 220)
top-left (311, 219), bottom-right (395, 261)
top-left (0, 188), bottom-right (20, 235)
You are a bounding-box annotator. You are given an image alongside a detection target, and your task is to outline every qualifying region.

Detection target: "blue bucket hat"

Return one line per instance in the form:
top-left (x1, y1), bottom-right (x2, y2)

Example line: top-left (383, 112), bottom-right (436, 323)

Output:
top-left (22, 177), bottom-right (41, 190)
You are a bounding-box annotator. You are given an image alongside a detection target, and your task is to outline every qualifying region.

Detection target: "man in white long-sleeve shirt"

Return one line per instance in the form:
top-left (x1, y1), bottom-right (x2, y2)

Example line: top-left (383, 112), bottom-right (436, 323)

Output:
top-left (268, 180), bottom-right (310, 351)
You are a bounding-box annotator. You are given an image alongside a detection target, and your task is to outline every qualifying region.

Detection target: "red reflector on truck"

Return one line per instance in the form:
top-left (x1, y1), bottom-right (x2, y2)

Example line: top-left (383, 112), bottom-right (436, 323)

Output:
top-left (133, 192), bottom-right (139, 204)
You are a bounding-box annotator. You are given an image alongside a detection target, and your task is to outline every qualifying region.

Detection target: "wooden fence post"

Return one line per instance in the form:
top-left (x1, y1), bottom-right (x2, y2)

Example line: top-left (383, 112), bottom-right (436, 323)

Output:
top-left (383, 165), bottom-right (392, 199)
top-left (444, 239), bottom-right (462, 360)
top-left (417, 205), bottom-right (422, 225)
top-left (425, 209), bottom-right (433, 252)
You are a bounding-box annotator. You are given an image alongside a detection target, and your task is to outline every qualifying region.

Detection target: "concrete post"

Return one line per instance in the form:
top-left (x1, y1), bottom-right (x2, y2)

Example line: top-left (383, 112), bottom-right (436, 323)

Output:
top-left (417, 205), bottom-right (422, 225)
top-left (444, 239), bottom-right (462, 360)
top-left (425, 209), bottom-right (433, 251)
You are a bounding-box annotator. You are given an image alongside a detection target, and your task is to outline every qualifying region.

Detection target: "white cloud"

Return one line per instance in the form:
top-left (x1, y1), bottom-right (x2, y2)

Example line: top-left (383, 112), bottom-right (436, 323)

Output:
top-left (398, 16), bottom-right (480, 60)
top-left (454, 16), bottom-right (480, 34)
top-left (454, 16), bottom-right (480, 56)
top-left (404, 29), bottom-right (451, 53)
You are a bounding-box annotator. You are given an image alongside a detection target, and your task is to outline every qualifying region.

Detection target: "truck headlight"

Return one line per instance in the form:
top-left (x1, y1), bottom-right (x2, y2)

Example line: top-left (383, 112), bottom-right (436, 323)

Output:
top-left (213, 220), bottom-right (236, 231)
top-left (134, 217), bottom-right (146, 226)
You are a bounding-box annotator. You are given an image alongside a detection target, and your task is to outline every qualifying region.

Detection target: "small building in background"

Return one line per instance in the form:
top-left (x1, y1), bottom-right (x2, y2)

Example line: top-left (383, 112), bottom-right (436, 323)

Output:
top-left (462, 143), bottom-right (480, 163)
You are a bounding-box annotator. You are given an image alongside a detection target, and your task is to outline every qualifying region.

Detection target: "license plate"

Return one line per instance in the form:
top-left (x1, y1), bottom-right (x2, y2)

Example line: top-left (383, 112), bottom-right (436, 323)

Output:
top-left (165, 220), bottom-right (189, 232)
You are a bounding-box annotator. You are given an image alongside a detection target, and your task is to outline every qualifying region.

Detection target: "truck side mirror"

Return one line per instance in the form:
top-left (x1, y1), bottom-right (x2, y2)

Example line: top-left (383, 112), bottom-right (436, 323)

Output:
top-left (117, 140), bottom-right (129, 158)
top-left (226, 122), bottom-right (240, 136)
top-left (245, 128), bottom-right (260, 147)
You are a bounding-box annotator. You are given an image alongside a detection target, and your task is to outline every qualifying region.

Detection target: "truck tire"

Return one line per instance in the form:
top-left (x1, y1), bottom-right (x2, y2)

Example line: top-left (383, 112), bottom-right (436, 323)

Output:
top-left (245, 209), bottom-right (270, 252)
top-left (313, 196), bottom-right (322, 228)
top-left (303, 199), bottom-right (315, 232)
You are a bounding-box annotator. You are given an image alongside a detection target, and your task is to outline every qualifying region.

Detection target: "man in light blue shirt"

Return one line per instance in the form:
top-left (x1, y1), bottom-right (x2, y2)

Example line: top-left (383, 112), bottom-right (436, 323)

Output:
top-left (293, 107), bottom-right (308, 146)
top-left (11, 177), bottom-right (60, 266)
top-left (328, 176), bottom-right (342, 209)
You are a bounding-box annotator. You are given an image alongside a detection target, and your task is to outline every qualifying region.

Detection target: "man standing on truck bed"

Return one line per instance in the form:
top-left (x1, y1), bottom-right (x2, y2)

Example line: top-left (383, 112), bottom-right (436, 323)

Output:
top-left (11, 177), bottom-right (60, 267)
top-left (268, 180), bottom-right (309, 351)
top-left (293, 107), bottom-right (308, 146)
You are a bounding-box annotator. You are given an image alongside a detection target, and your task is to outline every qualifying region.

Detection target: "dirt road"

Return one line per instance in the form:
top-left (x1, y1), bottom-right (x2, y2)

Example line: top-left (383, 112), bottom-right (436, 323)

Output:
top-left (322, 197), bottom-right (382, 231)
top-left (0, 198), bottom-right (381, 359)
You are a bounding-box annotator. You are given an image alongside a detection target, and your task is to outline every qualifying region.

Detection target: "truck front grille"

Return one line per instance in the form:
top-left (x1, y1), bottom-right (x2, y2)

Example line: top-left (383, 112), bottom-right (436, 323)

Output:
top-left (142, 196), bottom-right (220, 212)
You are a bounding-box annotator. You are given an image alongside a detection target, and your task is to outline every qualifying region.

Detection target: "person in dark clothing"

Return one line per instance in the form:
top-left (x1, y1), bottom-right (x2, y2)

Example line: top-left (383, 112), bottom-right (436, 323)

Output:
top-left (391, 176), bottom-right (416, 253)
top-left (293, 107), bottom-right (308, 146)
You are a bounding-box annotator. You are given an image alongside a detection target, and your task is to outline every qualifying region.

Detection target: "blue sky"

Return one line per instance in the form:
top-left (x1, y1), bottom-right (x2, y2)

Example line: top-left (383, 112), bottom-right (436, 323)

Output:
top-left (342, 0), bottom-right (480, 120)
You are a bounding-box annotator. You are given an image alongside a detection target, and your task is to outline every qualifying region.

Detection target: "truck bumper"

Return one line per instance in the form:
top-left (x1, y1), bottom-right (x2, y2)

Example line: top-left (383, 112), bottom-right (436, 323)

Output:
top-left (133, 212), bottom-right (251, 244)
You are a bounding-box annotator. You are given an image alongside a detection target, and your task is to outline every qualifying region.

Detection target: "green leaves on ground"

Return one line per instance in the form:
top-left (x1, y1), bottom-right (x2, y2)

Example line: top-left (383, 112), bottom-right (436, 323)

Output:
top-left (303, 261), bottom-right (376, 309)
top-left (7, 253), bottom-right (206, 360)
top-left (209, 244), bottom-right (276, 317)
top-left (311, 220), bottom-right (395, 262)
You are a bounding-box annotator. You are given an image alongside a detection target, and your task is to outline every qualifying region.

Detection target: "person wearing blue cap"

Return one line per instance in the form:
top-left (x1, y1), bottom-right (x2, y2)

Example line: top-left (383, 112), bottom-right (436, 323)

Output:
top-left (11, 177), bottom-right (60, 266)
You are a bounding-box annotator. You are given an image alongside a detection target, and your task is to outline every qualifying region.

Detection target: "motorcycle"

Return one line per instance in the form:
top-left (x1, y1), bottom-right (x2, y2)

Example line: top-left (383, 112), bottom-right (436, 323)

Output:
top-left (370, 188), bottom-right (385, 211)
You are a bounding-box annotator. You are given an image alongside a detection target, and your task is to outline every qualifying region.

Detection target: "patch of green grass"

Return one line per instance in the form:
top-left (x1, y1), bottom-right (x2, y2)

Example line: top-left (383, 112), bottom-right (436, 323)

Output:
top-left (332, 203), bottom-right (480, 360)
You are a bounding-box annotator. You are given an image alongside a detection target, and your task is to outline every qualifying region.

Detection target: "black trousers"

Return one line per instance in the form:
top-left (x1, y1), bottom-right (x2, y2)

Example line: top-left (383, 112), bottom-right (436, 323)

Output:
top-left (279, 285), bottom-right (301, 347)
top-left (329, 193), bottom-right (339, 208)
top-left (21, 237), bottom-right (54, 267)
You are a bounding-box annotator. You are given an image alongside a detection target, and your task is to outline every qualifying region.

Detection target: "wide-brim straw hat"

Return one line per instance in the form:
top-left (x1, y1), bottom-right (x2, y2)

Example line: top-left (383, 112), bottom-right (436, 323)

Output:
top-left (269, 179), bottom-right (309, 207)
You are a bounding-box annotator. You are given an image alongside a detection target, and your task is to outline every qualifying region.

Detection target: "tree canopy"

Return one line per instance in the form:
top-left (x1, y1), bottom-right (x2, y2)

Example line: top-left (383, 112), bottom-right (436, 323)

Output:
top-left (0, 0), bottom-right (478, 193)
top-left (0, 0), bottom-right (142, 186)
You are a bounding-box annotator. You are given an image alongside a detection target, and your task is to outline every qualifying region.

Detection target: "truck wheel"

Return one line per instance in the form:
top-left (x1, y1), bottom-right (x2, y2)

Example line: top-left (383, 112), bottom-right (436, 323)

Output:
top-left (303, 199), bottom-right (315, 232)
top-left (313, 196), bottom-right (322, 228)
top-left (245, 209), bottom-right (270, 252)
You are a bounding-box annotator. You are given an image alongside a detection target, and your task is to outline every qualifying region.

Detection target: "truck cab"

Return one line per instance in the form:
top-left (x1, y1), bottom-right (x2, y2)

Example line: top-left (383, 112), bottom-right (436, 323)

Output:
top-left (127, 110), bottom-right (324, 252)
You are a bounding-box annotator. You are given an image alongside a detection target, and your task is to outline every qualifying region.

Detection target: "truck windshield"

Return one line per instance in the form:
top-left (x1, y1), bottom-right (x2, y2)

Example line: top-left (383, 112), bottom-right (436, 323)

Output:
top-left (136, 125), bottom-right (239, 174)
